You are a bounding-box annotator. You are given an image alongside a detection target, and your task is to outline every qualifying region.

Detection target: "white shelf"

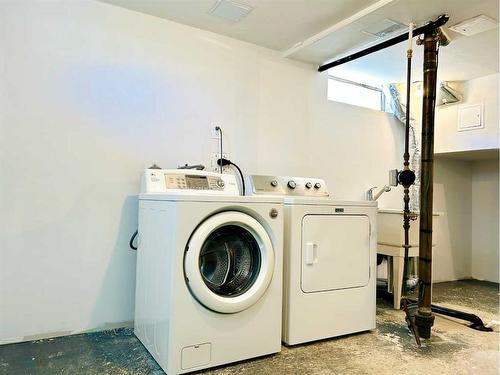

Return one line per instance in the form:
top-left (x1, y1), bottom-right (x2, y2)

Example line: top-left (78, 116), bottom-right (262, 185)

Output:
top-left (434, 148), bottom-right (499, 161)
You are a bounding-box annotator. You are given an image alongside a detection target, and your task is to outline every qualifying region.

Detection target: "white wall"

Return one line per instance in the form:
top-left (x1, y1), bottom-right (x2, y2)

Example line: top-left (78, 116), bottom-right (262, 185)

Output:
top-left (0, 0), bottom-right (405, 343)
top-left (433, 159), bottom-right (473, 282)
top-left (433, 73), bottom-right (500, 282)
top-left (405, 72), bottom-right (499, 282)
top-left (471, 159), bottom-right (499, 282)
top-left (436, 73), bottom-right (499, 153)
top-left (432, 157), bottom-right (500, 283)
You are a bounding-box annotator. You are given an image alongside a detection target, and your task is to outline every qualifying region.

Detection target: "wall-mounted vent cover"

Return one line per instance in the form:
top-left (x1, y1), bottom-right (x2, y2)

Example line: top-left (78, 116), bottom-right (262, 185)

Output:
top-left (209, 0), bottom-right (253, 22)
top-left (362, 19), bottom-right (407, 38)
top-left (450, 15), bottom-right (498, 36)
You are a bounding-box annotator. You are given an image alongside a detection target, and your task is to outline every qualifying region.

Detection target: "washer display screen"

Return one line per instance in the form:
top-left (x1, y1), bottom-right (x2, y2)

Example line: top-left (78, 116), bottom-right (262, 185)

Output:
top-left (186, 175), bottom-right (209, 190)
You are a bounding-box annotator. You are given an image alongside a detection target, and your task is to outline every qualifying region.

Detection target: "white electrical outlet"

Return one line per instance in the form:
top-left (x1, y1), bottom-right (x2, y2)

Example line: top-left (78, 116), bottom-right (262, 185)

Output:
top-left (211, 124), bottom-right (221, 139)
top-left (211, 152), bottom-right (230, 173)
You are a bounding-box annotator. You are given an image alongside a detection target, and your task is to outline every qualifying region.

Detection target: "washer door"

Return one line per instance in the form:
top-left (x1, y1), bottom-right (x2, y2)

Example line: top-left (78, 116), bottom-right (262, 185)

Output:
top-left (184, 211), bottom-right (275, 314)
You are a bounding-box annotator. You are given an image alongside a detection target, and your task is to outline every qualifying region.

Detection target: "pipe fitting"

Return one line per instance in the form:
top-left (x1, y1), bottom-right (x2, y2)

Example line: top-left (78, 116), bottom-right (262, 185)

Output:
top-left (415, 310), bottom-right (435, 339)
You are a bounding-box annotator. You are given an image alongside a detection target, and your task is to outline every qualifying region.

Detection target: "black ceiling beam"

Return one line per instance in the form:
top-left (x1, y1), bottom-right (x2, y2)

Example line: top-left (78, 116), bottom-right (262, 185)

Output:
top-left (317, 14), bottom-right (449, 72)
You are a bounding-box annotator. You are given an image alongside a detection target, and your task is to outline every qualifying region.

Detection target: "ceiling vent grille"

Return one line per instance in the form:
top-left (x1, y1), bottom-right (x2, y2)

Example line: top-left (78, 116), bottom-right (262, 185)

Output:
top-left (209, 0), bottom-right (253, 23)
top-left (362, 19), bottom-right (408, 38)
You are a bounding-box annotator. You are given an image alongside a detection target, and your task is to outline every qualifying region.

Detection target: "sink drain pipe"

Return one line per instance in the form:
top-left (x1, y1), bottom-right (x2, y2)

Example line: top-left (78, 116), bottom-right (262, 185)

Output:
top-left (413, 24), bottom-right (445, 339)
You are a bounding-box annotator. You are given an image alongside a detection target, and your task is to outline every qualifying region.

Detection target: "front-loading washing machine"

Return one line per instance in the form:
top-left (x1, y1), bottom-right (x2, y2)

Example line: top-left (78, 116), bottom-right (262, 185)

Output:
top-left (135, 169), bottom-right (283, 374)
top-left (247, 175), bottom-right (377, 345)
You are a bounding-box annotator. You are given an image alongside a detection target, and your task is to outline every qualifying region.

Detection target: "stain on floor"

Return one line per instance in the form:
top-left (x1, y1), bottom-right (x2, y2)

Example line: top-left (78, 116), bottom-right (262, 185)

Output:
top-left (0, 280), bottom-right (498, 375)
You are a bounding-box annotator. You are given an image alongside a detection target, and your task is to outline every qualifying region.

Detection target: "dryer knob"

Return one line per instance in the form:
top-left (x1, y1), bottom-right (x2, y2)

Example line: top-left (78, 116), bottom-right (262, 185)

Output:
top-left (270, 180), bottom-right (278, 187)
top-left (287, 180), bottom-right (297, 189)
top-left (314, 182), bottom-right (321, 189)
top-left (305, 182), bottom-right (312, 189)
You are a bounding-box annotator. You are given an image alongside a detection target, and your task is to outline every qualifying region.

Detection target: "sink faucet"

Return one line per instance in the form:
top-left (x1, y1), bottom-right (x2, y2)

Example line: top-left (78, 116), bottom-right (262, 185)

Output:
top-left (366, 185), bottom-right (391, 201)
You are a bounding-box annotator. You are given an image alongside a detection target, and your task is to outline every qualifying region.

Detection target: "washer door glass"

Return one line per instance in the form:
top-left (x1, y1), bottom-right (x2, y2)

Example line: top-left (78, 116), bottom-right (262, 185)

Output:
top-left (184, 211), bottom-right (275, 314)
top-left (199, 225), bottom-right (261, 297)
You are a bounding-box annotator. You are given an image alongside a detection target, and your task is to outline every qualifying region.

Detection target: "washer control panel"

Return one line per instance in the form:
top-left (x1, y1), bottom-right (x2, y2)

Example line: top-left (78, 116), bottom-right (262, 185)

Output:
top-left (247, 175), bottom-right (329, 197)
top-left (142, 169), bottom-right (239, 195)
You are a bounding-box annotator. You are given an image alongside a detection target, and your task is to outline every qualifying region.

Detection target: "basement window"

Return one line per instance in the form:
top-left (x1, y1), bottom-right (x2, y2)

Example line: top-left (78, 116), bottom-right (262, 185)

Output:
top-left (328, 76), bottom-right (385, 111)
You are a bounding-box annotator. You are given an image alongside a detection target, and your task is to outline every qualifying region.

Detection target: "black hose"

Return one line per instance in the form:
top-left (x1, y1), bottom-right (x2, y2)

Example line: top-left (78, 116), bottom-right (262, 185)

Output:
top-left (129, 230), bottom-right (138, 250)
top-left (377, 286), bottom-right (493, 332)
top-left (430, 303), bottom-right (493, 332)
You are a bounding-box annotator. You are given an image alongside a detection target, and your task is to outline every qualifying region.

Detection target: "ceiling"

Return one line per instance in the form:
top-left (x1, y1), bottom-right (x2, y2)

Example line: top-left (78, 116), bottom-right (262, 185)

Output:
top-left (99, 0), bottom-right (499, 82)
top-left (99, 0), bottom-right (381, 51)
top-left (295, 0), bottom-right (499, 83)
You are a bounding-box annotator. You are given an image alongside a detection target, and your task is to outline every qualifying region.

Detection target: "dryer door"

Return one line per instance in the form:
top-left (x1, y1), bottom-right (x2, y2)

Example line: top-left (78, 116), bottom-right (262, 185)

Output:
top-left (184, 211), bottom-right (275, 314)
top-left (301, 214), bottom-right (370, 293)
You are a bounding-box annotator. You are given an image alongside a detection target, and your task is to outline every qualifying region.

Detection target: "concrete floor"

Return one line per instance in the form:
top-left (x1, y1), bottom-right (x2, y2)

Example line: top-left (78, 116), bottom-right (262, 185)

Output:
top-left (1, 280), bottom-right (498, 375)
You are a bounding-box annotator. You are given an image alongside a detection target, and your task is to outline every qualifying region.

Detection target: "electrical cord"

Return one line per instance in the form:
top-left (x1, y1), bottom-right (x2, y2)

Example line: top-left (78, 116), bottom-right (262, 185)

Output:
top-left (213, 126), bottom-right (245, 195)
top-left (129, 230), bottom-right (138, 250)
top-left (217, 157), bottom-right (245, 195)
top-left (230, 162), bottom-right (245, 196)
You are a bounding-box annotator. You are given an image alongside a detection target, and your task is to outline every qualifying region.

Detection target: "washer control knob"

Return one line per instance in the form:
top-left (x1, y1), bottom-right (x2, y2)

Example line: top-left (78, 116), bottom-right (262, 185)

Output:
top-left (270, 180), bottom-right (278, 187)
top-left (287, 180), bottom-right (297, 189)
top-left (314, 182), bottom-right (321, 189)
top-left (305, 182), bottom-right (312, 189)
top-left (216, 179), bottom-right (225, 188)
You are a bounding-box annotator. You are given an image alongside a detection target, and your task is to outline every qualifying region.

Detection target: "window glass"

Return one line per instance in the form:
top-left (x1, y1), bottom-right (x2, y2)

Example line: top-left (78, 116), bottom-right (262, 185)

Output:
top-left (328, 77), bottom-right (383, 111)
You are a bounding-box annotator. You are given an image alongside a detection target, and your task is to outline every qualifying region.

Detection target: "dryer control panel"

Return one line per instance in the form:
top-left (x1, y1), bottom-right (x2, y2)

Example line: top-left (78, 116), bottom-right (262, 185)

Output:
top-left (247, 175), bottom-right (329, 197)
top-left (142, 169), bottom-right (240, 195)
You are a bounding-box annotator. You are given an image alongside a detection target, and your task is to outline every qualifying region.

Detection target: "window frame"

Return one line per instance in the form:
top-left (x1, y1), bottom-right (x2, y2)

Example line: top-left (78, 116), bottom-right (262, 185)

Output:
top-left (328, 76), bottom-right (386, 112)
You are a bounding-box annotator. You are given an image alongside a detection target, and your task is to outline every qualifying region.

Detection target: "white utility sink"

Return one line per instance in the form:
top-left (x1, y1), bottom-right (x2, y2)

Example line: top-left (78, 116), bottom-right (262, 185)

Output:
top-left (377, 209), bottom-right (441, 247)
top-left (377, 208), bottom-right (442, 309)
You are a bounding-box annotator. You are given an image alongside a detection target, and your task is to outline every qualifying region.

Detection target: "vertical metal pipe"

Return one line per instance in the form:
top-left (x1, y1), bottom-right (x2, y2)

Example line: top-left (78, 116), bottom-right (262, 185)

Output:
top-left (401, 47), bottom-right (412, 302)
top-left (400, 24), bottom-right (421, 346)
top-left (415, 31), bottom-right (439, 339)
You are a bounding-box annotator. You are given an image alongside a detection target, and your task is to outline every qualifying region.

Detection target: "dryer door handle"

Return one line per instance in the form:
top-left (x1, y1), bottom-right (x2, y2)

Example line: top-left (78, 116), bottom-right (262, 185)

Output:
top-left (305, 242), bottom-right (318, 265)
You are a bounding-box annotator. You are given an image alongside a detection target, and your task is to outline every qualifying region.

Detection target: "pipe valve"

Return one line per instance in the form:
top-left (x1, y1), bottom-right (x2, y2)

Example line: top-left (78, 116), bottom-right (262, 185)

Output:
top-left (398, 169), bottom-right (416, 188)
top-left (388, 169), bottom-right (416, 188)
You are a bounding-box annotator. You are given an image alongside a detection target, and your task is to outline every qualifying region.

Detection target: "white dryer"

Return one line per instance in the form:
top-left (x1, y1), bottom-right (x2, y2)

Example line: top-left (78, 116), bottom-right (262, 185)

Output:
top-left (135, 169), bottom-right (283, 374)
top-left (247, 175), bottom-right (377, 345)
